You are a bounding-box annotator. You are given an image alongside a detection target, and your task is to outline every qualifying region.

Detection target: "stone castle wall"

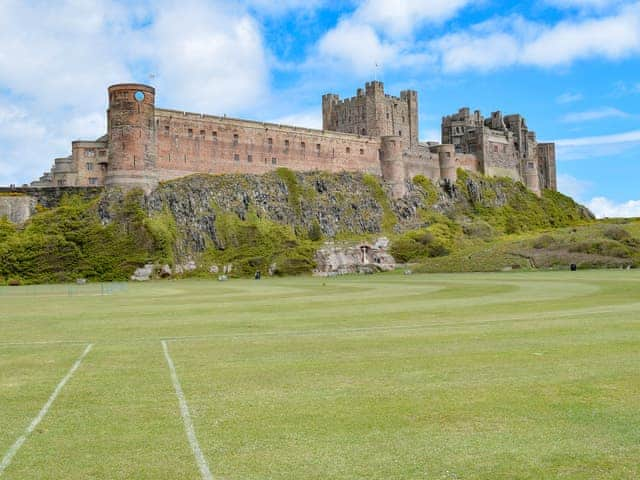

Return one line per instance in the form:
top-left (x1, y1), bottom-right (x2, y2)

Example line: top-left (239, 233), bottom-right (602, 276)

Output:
top-left (153, 109), bottom-right (382, 182)
top-left (26, 81), bottom-right (556, 199)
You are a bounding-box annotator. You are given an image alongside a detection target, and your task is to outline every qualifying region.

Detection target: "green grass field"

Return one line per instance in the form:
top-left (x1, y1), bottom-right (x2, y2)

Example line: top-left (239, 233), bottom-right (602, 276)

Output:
top-left (1, 271), bottom-right (639, 479)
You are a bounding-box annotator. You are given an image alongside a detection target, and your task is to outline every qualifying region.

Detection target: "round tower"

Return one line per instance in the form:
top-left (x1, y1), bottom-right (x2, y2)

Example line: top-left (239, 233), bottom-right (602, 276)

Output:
top-left (105, 83), bottom-right (158, 192)
top-left (437, 144), bottom-right (457, 182)
top-left (380, 135), bottom-right (405, 198)
top-left (525, 160), bottom-right (541, 197)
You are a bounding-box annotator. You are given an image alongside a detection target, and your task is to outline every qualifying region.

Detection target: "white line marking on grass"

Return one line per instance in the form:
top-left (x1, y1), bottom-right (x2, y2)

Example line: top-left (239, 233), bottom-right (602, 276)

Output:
top-left (162, 340), bottom-right (213, 480)
top-left (0, 343), bottom-right (93, 477)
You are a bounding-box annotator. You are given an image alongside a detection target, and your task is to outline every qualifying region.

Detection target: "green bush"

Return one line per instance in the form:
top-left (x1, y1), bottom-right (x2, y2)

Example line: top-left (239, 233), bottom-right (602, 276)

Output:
top-left (0, 216), bottom-right (16, 242)
top-left (462, 219), bottom-right (495, 239)
top-left (568, 240), bottom-right (632, 258)
top-left (276, 167), bottom-right (302, 216)
top-left (363, 173), bottom-right (397, 232)
top-left (412, 175), bottom-right (439, 206)
top-left (203, 210), bottom-right (317, 277)
top-left (532, 234), bottom-right (556, 249)
top-left (308, 219), bottom-right (323, 241)
top-left (0, 191), bottom-right (168, 284)
top-left (603, 226), bottom-right (631, 242)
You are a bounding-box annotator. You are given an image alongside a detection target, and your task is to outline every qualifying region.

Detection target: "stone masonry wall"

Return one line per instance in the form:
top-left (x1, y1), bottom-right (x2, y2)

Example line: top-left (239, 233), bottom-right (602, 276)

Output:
top-left (154, 109), bottom-right (382, 181)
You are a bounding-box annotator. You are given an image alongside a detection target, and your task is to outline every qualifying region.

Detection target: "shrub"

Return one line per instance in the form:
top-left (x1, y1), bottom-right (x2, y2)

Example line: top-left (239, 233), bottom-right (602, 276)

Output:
top-left (308, 219), bottom-right (323, 241)
top-left (603, 226), bottom-right (631, 241)
top-left (412, 175), bottom-right (439, 206)
top-left (568, 240), bottom-right (632, 258)
top-left (363, 173), bottom-right (397, 232)
top-left (390, 237), bottom-right (425, 263)
top-left (532, 234), bottom-right (556, 249)
top-left (463, 220), bottom-right (495, 239)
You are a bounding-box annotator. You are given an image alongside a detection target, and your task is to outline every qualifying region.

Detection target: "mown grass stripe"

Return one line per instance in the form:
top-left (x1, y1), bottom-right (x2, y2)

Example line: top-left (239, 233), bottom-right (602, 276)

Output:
top-left (162, 340), bottom-right (213, 480)
top-left (0, 343), bottom-right (93, 476)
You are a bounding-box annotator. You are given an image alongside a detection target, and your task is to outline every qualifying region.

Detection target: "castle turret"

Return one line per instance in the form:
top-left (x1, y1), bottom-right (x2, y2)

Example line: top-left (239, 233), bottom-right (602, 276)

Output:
top-left (525, 160), bottom-right (541, 196)
top-left (105, 84), bottom-right (158, 192)
top-left (322, 93), bottom-right (339, 131)
top-left (400, 90), bottom-right (419, 149)
top-left (380, 135), bottom-right (405, 198)
top-left (436, 144), bottom-right (457, 182)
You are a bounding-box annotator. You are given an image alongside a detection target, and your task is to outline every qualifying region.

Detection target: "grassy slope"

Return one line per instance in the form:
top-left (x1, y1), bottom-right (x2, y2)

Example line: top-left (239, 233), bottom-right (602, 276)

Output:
top-left (415, 219), bottom-right (640, 273)
top-left (1, 271), bottom-right (639, 479)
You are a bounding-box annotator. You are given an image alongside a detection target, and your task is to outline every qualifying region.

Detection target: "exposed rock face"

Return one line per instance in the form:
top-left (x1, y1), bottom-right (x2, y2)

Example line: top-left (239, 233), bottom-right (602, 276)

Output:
top-left (0, 196), bottom-right (36, 224)
top-left (146, 172), bottom-right (400, 258)
top-left (131, 263), bottom-right (154, 281)
top-left (314, 238), bottom-right (396, 276)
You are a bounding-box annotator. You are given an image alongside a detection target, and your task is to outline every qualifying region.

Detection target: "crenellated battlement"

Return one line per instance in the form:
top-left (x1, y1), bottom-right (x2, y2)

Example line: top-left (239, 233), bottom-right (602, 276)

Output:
top-left (26, 81), bottom-right (556, 199)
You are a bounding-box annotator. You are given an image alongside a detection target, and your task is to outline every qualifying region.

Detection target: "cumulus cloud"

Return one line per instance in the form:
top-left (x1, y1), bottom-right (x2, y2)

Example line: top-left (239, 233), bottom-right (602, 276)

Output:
top-left (434, 3), bottom-right (640, 72)
top-left (561, 107), bottom-right (629, 122)
top-left (587, 197), bottom-right (640, 218)
top-left (317, 20), bottom-right (400, 76)
top-left (147, 1), bottom-right (269, 114)
top-left (311, 0), bottom-right (469, 76)
top-left (356, 0), bottom-right (473, 37)
top-left (0, 0), bottom-right (272, 186)
top-left (557, 173), bottom-right (592, 199)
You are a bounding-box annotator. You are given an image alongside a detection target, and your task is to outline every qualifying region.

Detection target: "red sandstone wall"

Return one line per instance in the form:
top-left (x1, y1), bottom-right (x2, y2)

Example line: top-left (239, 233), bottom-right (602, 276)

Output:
top-left (154, 109), bottom-right (382, 180)
top-left (456, 153), bottom-right (480, 173)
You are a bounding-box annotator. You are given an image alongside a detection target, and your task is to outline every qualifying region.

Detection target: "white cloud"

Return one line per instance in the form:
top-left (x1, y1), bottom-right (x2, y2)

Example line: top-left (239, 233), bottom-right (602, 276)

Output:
top-left (561, 107), bottom-right (629, 122)
top-left (317, 20), bottom-right (400, 76)
top-left (0, 0), bottom-right (273, 186)
top-left (522, 7), bottom-right (640, 66)
top-left (244, 0), bottom-right (326, 15)
top-left (556, 92), bottom-right (583, 104)
top-left (435, 3), bottom-right (640, 73)
top-left (356, 0), bottom-right (473, 37)
top-left (554, 129), bottom-right (640, 161)
top-left (545, 0), bottom-right (628, 11)
top-left (270, 110), bottom-right (322, 129)
top-left (557, 173), bottom-right (592, 199)
top-left (147, 1), bottom-right (269, 114)
top-left (587, 197), bottom-right (640, 218)
top-left (556, 130), bottom-right (640, 147)
top-left (311, 0), bottom-right (469, 76)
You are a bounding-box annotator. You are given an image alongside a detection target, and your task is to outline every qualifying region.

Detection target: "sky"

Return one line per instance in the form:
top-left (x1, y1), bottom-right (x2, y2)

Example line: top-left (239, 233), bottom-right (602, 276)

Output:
top-left (0, 0), bottom-right (639, 218)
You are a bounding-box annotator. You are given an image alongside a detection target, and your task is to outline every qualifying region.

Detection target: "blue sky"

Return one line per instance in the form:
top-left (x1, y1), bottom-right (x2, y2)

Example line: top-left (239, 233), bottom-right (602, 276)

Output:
top-left (0, 0), bottom-right (639, 217)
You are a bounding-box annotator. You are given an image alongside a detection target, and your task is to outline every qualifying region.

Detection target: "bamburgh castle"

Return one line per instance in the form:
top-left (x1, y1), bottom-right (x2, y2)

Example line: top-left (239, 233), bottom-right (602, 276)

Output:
top-left (30, 82), bottom-right (556, 197)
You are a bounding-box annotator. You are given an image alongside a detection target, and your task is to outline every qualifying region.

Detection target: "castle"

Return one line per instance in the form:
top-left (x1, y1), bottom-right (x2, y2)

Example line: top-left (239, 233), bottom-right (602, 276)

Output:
top-left (29, 82), bottom-right (556, 197)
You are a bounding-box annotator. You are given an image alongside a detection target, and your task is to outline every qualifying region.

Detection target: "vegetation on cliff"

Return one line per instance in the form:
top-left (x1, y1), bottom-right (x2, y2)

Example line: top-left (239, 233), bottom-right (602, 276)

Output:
top-left (0, 169), bottom-right (625, 284)
top-left (0, 191), bottom-right (172, 284)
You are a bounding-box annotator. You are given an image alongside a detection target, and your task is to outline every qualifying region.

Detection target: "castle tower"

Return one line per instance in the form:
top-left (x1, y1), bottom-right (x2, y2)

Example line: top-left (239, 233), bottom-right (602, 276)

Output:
top-left (525, 160), bottom-right (541, 196)
top-left (380, 135), bottom-right (405, 198)
top-left (400, 90), bottom-right (419, 149)
top-left (322, 94), bottom-right (340, 131)
top-left (436, 144), bottom-right (457, 182)
top-left (105, 84), bottom-right (158, 192)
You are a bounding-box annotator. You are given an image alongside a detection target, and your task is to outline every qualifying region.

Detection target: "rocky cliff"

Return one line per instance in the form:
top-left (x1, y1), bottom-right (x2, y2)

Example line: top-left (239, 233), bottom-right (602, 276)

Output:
top-left (1, 169), bottom-right (594, 283)
top-left (136, 169), bottom-right (591, 259)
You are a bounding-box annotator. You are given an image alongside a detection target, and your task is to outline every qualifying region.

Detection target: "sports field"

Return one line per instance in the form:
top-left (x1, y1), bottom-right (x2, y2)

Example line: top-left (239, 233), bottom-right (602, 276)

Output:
top-left (1, 271), bottom-right (639, 479)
